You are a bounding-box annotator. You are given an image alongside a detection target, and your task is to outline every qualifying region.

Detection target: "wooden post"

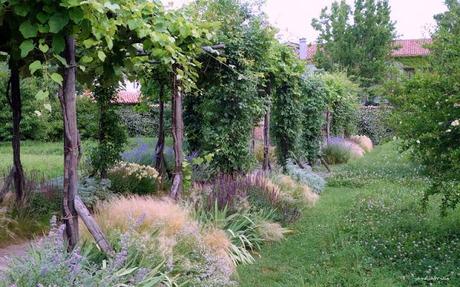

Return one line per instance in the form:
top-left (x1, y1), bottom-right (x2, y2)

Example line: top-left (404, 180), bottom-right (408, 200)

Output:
top-left (170, 67), bottom-right (184, 199)
top-left (154, 84), bottom-right (166, 174)
top-left (326, 109), bottom-right (331, 143)
top-left (8, 59), bottom-right (25, 204)
top-left (59, 36), bottom-right (79, 250)
top-left (59, 36), bottom-right (113, 254)
top-left (75, 195), bottom-right (113, 255)
top-left (262, 110), bottom-right (271, 171)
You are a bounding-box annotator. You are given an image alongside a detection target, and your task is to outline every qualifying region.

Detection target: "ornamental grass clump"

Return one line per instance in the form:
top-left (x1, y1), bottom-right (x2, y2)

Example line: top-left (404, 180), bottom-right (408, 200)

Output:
top-left (81, 195), bottom-right (238, 286)
top-left (322, 137), bottom-right (365, 164)
top-left (350, 135), bottom-right (373, 152)
top-left (273, 174), bottom-right (319, 207)
top-left (108, 161), bottom-right (161, 195)
top-left (2, 217), bottom-right (172, 286)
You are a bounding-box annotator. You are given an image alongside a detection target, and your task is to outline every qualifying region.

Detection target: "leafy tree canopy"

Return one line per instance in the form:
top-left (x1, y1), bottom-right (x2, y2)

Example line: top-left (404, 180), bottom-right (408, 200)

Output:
top-left (312, 0), bottom-right (396, 90)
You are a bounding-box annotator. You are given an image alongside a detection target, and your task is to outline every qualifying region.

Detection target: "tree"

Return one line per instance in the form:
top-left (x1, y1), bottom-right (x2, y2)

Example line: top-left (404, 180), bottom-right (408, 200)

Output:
top-left (312, 0), bottom-right (396, 92)
top-left (389, 0), bottom-right (460, 214)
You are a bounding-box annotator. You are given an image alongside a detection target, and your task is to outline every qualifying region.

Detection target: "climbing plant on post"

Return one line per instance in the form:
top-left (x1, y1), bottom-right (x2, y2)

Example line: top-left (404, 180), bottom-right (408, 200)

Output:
top-left (271, 45), bottom-right (306, 168)
top-left (170, 65), bottom-right (183, 199)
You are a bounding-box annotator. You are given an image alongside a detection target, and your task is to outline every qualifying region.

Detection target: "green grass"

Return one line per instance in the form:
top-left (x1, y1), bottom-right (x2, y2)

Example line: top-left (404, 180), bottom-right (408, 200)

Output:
top-left (0, 141), bottom-right (63, 179)
top-left (0, 137), bottom-right (166, 179)
top-left (238, 142), bottom-right (460, 287)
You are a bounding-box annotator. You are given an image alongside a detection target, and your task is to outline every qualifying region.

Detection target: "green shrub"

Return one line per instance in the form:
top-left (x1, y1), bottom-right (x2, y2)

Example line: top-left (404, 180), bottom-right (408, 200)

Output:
top-left (357, 106), bottom-right (393, 145)
top-left (117, 105), bottom-right (172, 137)
top-left (388, 1), bottom-right (460, 214)
top-left (78, 177), bottom-right (113, 209)
top-left (108, 162), bottom-right (160, 195)
top-left (322, 72), bottom-right (360, 137)
top-left (299, 76), bottom-right (328, 163)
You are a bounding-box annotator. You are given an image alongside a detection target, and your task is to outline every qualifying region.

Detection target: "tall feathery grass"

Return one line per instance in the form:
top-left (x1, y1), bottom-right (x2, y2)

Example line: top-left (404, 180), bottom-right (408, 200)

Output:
top-left (350, 135), bottom-right (373, 152)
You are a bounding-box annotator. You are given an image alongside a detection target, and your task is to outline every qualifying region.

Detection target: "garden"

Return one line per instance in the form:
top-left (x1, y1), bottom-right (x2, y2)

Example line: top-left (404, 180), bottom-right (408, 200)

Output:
top-left (0, 0), bottom-right (459, 286)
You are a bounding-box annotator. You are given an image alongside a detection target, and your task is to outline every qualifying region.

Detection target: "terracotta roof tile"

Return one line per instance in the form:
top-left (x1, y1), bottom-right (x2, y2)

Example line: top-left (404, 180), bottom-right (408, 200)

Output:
top-left (115, 90), bottom-right (141, 104)
top-left (82, 89), bottom-right (141, 104)
top-left (305, 38), bottom-right (431, 60)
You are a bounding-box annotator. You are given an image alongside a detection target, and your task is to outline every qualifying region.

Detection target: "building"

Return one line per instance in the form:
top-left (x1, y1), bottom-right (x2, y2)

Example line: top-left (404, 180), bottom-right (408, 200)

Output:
top-left (295, 38), bottom-right (432, 73)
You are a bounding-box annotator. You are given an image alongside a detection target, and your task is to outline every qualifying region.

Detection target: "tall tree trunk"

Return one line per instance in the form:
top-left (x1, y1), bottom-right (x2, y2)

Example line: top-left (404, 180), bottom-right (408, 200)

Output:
top-left (59, 36), bottom-right (79, 250)
top-left (262, 109), bottom-right (271, 171)
top-left (154, 84), bottom-right (165, 174)
top-left (170, 69), bottom-right (183, 199)
top-left (8, 59), bottom-right (25, 204)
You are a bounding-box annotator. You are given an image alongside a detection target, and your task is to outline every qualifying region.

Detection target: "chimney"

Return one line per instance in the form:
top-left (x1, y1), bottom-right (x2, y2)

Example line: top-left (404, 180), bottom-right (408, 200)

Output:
top-left (299, 38), bottom-right (307, 60)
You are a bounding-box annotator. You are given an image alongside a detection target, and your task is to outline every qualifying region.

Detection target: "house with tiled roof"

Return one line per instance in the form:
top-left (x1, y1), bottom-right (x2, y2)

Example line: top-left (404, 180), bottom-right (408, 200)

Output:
top-left (296, 38), bottom-right (432, 74)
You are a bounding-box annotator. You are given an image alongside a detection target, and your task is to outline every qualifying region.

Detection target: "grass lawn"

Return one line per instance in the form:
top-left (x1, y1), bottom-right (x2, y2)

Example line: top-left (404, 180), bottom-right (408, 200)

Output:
top-left (238, 142), bottom-right (460, 287)
top-left (0, 141), bottom-right (63, 179)
top-left (0, 137), bottom-right (164, 180)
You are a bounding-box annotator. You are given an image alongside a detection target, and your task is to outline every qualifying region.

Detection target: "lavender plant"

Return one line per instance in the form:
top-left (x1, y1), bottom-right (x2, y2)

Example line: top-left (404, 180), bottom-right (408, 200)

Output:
top-left (1, 217), bottom-right (172, 287)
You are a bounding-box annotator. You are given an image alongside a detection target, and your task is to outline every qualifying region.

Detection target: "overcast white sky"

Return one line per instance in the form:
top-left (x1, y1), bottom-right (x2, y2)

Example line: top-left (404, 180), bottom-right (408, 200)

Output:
top-left (162, 0), bottom-right (447, 42)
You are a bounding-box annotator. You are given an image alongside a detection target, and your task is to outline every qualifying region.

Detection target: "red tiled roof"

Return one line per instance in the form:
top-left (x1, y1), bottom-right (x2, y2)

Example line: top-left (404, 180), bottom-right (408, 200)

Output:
top-left (391, 39), bottom-right (431, 57)
top-left (115, 90), bottom-right (141, 104)
top-left (82, 89), bottom-right (141, 104)
top-left (305, 38), bottom-right (431, 60)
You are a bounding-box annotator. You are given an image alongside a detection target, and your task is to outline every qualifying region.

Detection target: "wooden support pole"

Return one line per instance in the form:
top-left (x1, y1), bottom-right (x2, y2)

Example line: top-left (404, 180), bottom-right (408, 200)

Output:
top-left (8, 59), bottom-right (25, 204)
top-left (262, 110), bottom-right (271, 171)
top-left (75, 195), bottom-right (113, 255)
top-left (170, 67), bottom-right (184, 199)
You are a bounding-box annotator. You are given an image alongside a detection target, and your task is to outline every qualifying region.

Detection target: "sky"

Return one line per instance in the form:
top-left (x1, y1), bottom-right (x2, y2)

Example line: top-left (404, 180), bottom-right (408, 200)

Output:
top-left (161, 0), bottom-right (447, 43)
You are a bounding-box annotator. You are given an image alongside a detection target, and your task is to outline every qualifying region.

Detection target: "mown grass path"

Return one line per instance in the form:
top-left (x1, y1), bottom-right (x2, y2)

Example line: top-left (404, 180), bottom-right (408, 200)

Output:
top-left (238, 143), bottom-right (460, 287)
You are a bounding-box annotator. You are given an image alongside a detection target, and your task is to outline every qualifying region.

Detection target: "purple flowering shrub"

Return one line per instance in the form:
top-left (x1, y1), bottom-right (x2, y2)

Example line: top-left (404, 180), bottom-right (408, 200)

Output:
top-left (121, 139), bottom-right (175, 168)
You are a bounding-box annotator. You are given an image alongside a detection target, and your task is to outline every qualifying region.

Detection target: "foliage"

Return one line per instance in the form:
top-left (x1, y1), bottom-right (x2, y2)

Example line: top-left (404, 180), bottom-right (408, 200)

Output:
top-left (322, 143), bottom-right (353, 164)
top-left (117, 105), bottom-right (172, 138)
top-left (322, 137), bottom-right (365, 165)
top-left (321, 72), bottom-right (360, 136)
top-left (357, 105), bottom-right (393, 144)
top-left (396, 56), bottom-right (430, 71)
top-left (190, 172), bottom-right (316, 224)
top-left (0, 81), bottom-right (98, 142)
top-left (78, 176), bottom-right (113, 209)
top-left (83, 196), bottom-right (238, 286)
top-left (1, 219), bottom-right (172, 287)
top-left (390, 73), bottom-right (460, 213)
top-left (312, 0), bottom-right (396, 88)
top-left (108, 162), bottom-right (161, 195)
top-left (87, 84), bottom-right (128, 177)
top-left (239, 143), bottom-right (460, 287)
top-left (194, 203), bottom-right (289, 265)
top-left (299, 75), bottom-right (328, 163)
top-left (186, 151), bottom-right (215, 183)
top-left (285, 160), bottom-right (326, 194)
top-left (184, 0), bottom-right (275, 173)
top-left (388, 1), bottom-right (460, 213)
top-left (271, 45), bottom-right (305, 167)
